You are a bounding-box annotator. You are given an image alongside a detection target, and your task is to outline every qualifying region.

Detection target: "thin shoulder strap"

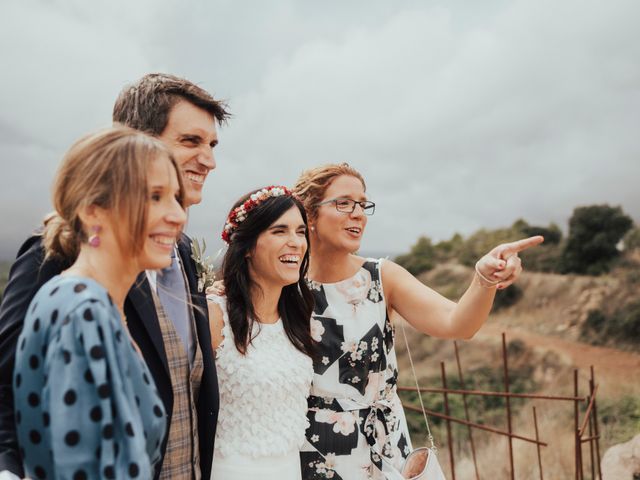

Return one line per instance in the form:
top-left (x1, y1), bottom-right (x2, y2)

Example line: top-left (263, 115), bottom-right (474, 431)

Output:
top-left (399, 318), bottom-right (437, 452)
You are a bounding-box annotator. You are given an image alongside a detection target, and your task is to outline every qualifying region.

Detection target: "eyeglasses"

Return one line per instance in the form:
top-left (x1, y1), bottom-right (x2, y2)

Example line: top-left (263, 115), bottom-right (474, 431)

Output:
top-left (316, 198), bottom-right (376, 216)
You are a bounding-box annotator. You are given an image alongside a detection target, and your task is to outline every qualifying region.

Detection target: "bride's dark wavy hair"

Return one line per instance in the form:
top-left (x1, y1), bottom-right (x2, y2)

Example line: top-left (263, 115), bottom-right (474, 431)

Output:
top-left (222, 189), bottom-right (315, 358)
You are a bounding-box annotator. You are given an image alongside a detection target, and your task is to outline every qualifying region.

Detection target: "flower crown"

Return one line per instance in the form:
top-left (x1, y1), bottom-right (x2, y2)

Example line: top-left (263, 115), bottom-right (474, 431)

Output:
top-left (222, 185), bottom-right (292, 244)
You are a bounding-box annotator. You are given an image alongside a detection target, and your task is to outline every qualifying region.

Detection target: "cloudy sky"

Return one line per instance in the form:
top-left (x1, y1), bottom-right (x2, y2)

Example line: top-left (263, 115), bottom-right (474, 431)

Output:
top-left (1, 0), bottom-right (639, 260)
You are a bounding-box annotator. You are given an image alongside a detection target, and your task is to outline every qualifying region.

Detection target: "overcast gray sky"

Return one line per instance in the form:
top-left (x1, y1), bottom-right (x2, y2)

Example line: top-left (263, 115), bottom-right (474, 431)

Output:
top-left (1, 0), bottom-right (639, 260)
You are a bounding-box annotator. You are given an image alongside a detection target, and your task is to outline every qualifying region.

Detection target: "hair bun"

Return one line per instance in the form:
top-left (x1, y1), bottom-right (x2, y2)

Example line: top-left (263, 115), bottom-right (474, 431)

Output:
top-left (42, 211), bottom-right (80, 260)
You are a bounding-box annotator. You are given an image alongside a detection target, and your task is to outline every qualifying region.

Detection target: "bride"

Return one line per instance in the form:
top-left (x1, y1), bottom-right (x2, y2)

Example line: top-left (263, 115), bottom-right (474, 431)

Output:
top-left (207, 186), bottom-right (315, 479)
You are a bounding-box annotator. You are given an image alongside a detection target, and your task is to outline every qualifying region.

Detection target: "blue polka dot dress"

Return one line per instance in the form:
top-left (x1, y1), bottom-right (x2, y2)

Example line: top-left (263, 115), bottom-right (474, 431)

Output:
top-left (14, 275), bottom-right (166, 479)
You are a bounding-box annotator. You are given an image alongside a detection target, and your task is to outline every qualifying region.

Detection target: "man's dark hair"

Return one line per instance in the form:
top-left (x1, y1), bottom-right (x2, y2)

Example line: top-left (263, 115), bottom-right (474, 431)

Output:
top-left (222, 191), bottom-right (315, 359)
top-left (112, 73), bottom-right (230, 135)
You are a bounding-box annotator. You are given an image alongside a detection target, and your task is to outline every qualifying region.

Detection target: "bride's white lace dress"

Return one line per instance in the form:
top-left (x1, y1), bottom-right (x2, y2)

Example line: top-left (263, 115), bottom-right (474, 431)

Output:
top-left (208, 296), bottom-right (313, 480)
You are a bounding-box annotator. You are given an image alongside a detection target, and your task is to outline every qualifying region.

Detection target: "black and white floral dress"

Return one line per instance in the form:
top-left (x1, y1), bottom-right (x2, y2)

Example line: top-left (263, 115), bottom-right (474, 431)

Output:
top-left (301, 259), bottom-right (411, 480)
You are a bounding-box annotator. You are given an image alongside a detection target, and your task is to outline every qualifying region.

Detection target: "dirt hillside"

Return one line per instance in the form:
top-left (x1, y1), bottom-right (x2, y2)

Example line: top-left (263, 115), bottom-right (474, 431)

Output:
top-left (395, 265), bottom-right (640, 478)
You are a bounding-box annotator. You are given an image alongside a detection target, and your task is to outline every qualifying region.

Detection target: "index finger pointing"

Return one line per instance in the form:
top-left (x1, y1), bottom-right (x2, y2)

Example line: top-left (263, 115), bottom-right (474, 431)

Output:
top-left (500, 236), bottom-right (545, 256)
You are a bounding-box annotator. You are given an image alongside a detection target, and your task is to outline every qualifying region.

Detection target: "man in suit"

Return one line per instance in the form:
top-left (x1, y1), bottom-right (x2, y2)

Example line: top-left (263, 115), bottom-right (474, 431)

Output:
top-left (0, 73), bottom-right (230, 479)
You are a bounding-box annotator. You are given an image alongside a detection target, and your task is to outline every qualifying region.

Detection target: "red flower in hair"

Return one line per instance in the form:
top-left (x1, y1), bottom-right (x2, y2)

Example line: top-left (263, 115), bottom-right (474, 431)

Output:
top-left (221, 186), bottom-right (292, 244)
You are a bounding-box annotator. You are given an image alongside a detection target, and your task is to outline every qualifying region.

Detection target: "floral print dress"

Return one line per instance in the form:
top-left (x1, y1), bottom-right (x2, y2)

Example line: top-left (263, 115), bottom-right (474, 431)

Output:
top-left (301, 259), bottom-right (411, 480)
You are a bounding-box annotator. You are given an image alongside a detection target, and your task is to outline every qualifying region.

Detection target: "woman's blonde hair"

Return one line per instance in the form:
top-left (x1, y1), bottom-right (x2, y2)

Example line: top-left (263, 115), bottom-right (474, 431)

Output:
top-left (292, 163), bottom-right (366, 219)
top-left (43, 125), bottom-right (184, 260)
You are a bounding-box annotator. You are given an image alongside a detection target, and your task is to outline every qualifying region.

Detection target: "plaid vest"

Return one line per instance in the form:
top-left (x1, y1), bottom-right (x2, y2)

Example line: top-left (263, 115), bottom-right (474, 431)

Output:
top-left (151, 282), bottom-right (204, 480)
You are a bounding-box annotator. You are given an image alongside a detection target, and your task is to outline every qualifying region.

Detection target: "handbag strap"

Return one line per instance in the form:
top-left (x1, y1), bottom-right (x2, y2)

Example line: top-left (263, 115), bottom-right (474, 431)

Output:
top-left (399, 317), bottom-right (437, 452)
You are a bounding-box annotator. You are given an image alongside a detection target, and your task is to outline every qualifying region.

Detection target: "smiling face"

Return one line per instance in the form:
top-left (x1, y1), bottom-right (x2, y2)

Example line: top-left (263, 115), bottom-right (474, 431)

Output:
top-left (136, 156), bottom-right (187, 270)
top-left (311, 174), bottom-right (368, 253)
top-left (248, 206), bottom-right (308, 291)
top-left (158, 100), bottom-right (218, 207)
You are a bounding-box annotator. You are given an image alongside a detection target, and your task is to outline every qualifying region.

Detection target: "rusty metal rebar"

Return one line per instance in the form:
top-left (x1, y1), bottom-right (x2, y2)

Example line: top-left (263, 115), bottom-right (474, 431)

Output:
top-left (533, 406), bottom-right (544, 480)
top-left (454, 341), bottom-right (480, 480)
top-left (398, 386), bottom-right (585, 402)
top-left (441, 362), bottom-right (456, 480)
top-left (578, 385), bottom-right (599, 438)
top-left (588, 396), bottom-right (595, 480)
top-left (502, 333), bottom-right (515, 480)
top-left (590, 367), bottom-right (602, 480)
top-left (574, 370), bottom-right (583, 480)
top-left (402, 403), bottom-right (548, 446)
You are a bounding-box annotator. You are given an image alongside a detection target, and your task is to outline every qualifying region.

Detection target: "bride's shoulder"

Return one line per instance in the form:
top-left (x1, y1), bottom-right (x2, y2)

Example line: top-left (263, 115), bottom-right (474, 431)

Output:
top-left (206, 295), bottom-right (228, 350)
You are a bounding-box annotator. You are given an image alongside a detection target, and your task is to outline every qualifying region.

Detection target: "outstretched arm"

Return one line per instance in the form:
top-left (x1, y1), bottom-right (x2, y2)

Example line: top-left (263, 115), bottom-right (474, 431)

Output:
top-left (383, 236), bottom-right (544, 339)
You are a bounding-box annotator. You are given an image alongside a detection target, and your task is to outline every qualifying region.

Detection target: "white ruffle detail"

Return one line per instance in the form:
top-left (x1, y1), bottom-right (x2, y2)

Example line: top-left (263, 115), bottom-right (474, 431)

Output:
top-left (211, 296), bottom-right (313, 459)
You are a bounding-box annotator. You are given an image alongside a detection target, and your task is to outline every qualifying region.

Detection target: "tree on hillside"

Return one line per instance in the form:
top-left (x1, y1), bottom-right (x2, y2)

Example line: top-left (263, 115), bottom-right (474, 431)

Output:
top-left (521, 223), bottom-right (562, 245)
top-left (458, 220), bottom-right (532, 267)
top-left (516, 222), bottom-right (563, 272)
top-left (559, 205), bottom-right (633, 275)
top-left (396, 220), bottom-right (564, 274)
top-left (396, 233), bottom-right (473, 275)
top-left (433, 233), bottom-right (464, 262)
top-left (395, 236), bottom-right (436, 275)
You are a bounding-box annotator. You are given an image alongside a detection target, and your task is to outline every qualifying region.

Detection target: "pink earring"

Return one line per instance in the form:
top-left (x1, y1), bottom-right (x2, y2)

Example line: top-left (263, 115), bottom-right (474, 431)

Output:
top-left (88, 226), bottom-right (101, 248)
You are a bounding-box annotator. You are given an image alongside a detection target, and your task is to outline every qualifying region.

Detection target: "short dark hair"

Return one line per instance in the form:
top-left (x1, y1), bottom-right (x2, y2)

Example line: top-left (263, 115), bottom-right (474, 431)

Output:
top-left (112, 73), bottom-right (230, 136)
top-left (222, 190), bottom-right (315, 358)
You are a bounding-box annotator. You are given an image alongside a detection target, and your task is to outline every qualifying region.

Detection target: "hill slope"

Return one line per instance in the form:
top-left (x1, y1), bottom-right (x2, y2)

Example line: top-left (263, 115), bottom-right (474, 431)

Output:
top-left (396, 264), bottom-right (640, 478)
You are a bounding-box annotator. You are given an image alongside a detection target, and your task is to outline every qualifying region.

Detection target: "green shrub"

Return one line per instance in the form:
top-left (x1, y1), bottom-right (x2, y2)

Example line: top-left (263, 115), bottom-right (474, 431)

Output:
top-left (616, 301), bottom-right (640, 342)
top-left (521, 223), bottom-right (563, 245)
top-left (584, 309), bottom-right (607, 333)
top-left (492, 284), bottom-right (523, 311)
top-left (395, 253), bottom-right (434, 276)
top-left (581, 302), bottom-right (640, 346)
top-left (0, 261), bottom-right (12, 300)
top-left (519, 242), bottom-right (563, 273)
top-left (598, 395), bottom-right (640, 446)
top-left (506, 339), bottom-right (526, 358)
top-left (559, 205), bottom-right (633, 275)
top-left (395, 236), bottom-right (436, 275)
top-left (626, 269), bottom-right (640, 285)
top-left (624, 227), bottom-right (640, 251)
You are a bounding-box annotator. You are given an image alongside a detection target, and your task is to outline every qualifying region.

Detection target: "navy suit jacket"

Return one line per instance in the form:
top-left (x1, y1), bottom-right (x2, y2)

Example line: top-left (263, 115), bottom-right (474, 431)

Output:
top-left (0, 233), bottom-right (218, 479)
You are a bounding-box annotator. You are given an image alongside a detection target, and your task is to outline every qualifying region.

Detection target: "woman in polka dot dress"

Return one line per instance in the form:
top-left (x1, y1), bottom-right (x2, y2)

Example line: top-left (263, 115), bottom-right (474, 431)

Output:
top-left (13, 127), bottom-right (186, 479)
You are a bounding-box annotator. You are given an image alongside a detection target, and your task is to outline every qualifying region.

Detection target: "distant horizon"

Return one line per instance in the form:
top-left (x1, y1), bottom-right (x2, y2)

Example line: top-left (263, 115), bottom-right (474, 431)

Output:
top-left (0, 245), bottom-right (403, 264)
top-left (2, 199), bottom-right (637, 263)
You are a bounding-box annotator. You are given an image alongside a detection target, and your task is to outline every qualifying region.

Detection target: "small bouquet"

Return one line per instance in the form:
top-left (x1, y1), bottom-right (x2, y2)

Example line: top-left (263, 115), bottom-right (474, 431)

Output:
top-left (191, 238), bottom-right (217, 293)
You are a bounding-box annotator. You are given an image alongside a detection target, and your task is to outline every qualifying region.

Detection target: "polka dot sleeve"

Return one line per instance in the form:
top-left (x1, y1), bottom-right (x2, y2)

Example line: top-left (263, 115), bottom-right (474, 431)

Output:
top-left (14, 277), bottom-right (166, 480)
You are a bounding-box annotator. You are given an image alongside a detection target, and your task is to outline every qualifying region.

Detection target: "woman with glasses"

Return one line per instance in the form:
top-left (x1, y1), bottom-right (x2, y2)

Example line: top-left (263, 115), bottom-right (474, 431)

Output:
top-left (293, 163), bottom-right (543, 479)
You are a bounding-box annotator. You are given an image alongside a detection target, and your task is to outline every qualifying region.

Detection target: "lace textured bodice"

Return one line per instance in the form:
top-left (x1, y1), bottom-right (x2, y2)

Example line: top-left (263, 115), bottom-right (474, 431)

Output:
top-left (209, 296), bottom-right (313, 458)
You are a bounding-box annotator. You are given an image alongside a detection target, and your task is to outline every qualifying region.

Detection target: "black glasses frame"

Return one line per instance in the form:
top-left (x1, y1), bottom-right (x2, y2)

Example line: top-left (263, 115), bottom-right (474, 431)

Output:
top-left (315, 197), bottom-right (376, 216)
